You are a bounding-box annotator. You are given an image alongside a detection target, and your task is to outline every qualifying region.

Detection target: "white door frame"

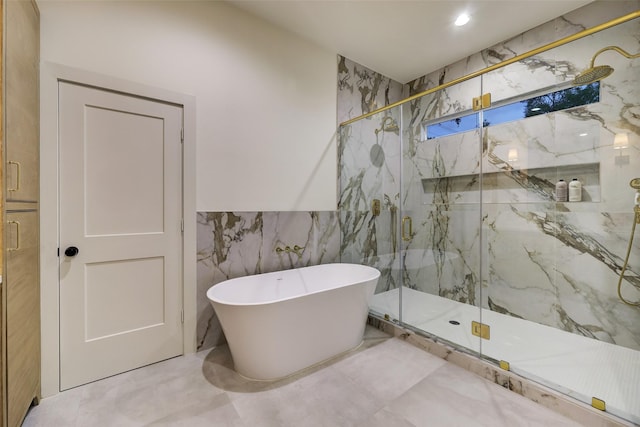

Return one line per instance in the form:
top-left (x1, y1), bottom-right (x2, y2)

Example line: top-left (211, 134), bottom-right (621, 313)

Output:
top-left (40, 62), bottom-right (197, 397)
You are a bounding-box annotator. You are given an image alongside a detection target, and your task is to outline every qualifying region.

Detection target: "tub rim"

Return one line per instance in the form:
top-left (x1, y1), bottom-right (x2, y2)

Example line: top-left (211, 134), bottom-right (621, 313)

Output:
top-left (206, 263), bottom-right (380, 307)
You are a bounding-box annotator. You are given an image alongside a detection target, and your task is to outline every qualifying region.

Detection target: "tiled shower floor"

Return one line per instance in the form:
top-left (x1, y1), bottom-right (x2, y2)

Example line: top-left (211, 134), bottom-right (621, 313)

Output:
top-left (23, 327), bottom-right (584, 427)
top-left (370, 288), bottom-right (640, 425)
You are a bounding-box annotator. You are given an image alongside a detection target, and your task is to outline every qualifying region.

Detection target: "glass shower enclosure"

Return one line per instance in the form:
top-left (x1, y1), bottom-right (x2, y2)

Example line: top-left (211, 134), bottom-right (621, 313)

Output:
top-left (339, 12), bottom-right (640, 424)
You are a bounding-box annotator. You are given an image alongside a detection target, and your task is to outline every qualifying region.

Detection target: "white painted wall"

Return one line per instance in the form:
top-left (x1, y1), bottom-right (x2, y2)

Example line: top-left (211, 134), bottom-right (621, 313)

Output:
top-left (39, 0), bottom-right (338, 211)
top-left (38, 0), bottom-right (336, 397)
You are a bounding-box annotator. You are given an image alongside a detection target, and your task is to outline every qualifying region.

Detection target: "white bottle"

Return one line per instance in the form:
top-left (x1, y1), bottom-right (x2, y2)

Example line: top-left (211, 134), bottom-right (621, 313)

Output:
top-left (555, 179), bottom-right (568, 202)
top-left (569, 178), bottom-right (582, 202)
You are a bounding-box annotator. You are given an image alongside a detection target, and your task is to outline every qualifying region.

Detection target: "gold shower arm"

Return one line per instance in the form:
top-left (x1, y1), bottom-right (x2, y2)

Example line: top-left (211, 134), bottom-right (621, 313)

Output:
top-left (589, 45), bottom-right (640, 67)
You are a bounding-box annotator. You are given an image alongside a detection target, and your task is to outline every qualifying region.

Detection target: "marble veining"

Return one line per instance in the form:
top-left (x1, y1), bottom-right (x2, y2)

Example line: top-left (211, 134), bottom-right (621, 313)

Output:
top-left (338, 0), bottom-right (640, 359)
top-left (196, 211), bottom-right (339, 349)
top-left (337, 56), bottom-right (404, 125)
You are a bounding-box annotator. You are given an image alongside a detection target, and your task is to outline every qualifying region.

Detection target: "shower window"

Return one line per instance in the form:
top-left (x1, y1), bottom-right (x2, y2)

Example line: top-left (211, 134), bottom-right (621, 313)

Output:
top-left (424, 82), bottom-right (600, 140)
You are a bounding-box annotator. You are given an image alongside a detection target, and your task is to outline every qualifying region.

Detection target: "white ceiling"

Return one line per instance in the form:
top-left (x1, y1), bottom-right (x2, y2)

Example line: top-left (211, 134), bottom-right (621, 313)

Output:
top-left (227, 0), bottom-right (594, 83)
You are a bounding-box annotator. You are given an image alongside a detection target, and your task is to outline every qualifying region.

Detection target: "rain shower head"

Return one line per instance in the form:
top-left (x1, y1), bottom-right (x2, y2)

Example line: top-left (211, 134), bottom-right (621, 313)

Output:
top-left (573, 64), bottom-right (614, 85)
top-left (573, 45), bottom-right (640, 85)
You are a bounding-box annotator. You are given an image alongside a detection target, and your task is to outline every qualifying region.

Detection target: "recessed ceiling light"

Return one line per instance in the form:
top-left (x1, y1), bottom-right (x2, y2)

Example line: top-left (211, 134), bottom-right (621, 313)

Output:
top-left (579, 133), bottom-right (588, 136)
top-left (455, 13), bottom-right (470, 26)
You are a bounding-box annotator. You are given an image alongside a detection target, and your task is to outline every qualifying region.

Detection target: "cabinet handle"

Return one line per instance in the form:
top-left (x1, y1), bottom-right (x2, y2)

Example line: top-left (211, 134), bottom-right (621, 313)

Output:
top-left (402, 216), bottom-right (412, 242)
top-left (7, 220), bottom-right (20, 251)
top-left (8, 161), bottom-right (21, 192)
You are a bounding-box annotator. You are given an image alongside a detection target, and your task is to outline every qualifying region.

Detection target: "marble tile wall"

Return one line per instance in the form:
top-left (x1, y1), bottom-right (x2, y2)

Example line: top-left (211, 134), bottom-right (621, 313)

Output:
top-left (196, 211), bottom-right (339, 349)
top-left (337, 56), bottom-right (404, 125)
top-left (337, 57), bottom-right (406, 293)
top-left (338, 1), bottom-right (640, 351)
top-left (338, 111), bottom-right (404, 294)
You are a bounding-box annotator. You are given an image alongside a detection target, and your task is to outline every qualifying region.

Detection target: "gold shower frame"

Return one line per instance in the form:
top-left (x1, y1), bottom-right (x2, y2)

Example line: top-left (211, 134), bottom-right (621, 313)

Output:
top-left (339, 10), bottom-right (640, 127)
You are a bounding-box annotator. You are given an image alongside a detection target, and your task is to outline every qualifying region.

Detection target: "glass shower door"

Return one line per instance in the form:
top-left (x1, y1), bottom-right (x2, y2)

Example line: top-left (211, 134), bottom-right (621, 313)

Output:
top-left (398, 77), bottom-right (484, 355)
top-left (480, 17), bottom-right (640, 423)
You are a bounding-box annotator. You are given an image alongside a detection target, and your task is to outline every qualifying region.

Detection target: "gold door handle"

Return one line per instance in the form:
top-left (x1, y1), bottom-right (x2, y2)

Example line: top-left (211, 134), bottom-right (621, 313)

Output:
top-left (8, 161), bottom-right (21, 192)
top-left (402, 216), bottom-right (412, 241)
top-left (371, 199), bottom-right (381, 216)
top-left (7, 220), bottom-right (20, 251)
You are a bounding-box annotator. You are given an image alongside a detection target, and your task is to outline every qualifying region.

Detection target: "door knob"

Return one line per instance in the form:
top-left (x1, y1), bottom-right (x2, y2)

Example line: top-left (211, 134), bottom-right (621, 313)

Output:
top-left (64, 246), bottom-right (79, 257)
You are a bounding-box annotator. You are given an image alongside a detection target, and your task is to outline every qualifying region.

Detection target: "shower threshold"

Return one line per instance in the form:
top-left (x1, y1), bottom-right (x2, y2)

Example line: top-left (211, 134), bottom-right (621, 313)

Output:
top-left (370, 287), bottom-right (640, 425)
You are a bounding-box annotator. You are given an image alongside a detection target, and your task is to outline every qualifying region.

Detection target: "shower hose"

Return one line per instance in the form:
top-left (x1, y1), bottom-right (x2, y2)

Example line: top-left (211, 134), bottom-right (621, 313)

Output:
top-left (617, 205), bottom-right (640, 306)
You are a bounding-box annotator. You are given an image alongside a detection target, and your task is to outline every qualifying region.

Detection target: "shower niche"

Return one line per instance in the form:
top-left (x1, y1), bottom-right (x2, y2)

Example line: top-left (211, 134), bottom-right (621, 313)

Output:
top-left (339, 10), bottom-right (640, 425)
top-left (420, 163), bottom-right (601, 204)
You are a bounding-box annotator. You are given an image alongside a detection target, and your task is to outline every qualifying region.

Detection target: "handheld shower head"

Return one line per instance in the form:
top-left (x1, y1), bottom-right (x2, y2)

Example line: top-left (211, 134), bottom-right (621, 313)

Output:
top-left (617, 176), bottom-right (640, 306)
top-left (572, 45), bottom-right (640, 86)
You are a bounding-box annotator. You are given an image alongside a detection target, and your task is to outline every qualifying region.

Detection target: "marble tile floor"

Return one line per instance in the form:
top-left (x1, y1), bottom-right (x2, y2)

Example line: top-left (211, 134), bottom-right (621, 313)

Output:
top-left (24, 327), bottom-right (585, 427)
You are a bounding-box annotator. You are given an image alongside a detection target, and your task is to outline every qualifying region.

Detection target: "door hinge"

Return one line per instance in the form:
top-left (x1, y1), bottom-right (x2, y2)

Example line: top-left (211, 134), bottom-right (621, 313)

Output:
top-left (181, 218), bottom-right (184, 232)
top-left (180, 128), bottom-right (184, 143)
top-left (471, 321), bottom-right (491, 340)
top-left (57, 247), bottom-right (60, 257)
top-left (181, 309), bottom-right (184, 324)
top-left (472, 92), bottom-right (492, 111)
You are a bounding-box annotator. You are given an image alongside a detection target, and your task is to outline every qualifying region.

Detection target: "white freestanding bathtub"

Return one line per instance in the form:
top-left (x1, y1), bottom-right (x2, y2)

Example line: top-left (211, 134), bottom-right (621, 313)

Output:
top-left (207, 263), bottom-right (380, 380)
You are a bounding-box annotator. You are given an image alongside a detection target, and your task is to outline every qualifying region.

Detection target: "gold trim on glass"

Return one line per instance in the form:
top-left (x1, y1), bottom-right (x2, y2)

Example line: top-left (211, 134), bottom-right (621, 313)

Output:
top-left (339, 10), bottom-right (640, 127)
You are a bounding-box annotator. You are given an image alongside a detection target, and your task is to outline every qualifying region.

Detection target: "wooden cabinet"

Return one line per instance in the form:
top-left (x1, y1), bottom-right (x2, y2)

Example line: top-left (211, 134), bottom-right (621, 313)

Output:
top-left (1, 0), bottom-right (41, 426)
top-left (4, 209), bottom-right (39, 427)
top-left (5, 0), bottom-right (39, 203)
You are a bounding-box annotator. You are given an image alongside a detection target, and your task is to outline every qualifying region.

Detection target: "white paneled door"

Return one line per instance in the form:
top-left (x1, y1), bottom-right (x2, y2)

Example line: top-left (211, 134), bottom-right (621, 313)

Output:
top-left (58, 82), bottom-right (184, 390)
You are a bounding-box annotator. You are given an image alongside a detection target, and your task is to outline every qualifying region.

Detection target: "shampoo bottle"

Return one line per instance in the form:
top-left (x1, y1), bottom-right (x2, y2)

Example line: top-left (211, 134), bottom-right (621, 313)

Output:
top-left (569, 178), bottom-right (582, 202)
top-left (555, 179), bottom-right (568, 202)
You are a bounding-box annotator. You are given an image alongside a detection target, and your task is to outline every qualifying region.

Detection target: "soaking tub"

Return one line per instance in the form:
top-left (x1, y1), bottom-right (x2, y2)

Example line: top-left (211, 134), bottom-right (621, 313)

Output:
top-left (207, 263), bottom-right (380, 380)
